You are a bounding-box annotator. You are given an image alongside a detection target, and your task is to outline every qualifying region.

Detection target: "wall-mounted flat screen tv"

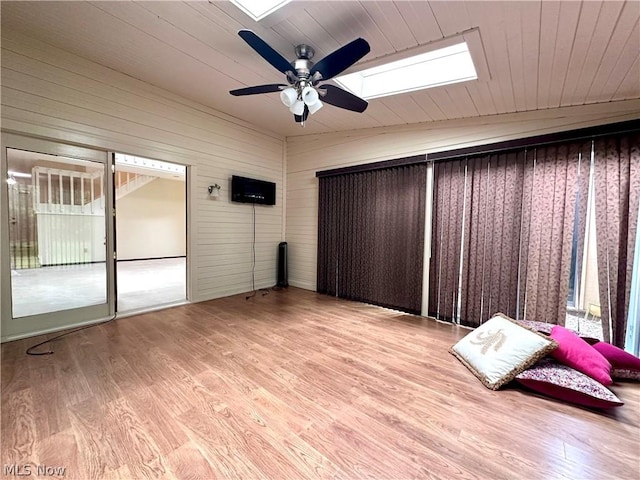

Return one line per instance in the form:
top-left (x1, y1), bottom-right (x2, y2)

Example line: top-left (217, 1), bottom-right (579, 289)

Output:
top-left (231, 175), bottom-right (276, 205)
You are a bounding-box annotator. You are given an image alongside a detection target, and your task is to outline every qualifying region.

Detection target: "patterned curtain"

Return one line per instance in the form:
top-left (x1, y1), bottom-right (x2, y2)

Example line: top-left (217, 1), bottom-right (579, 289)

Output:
top-left (460, 150), bottom-right (528, 325)
top-left (428, 160), bottom-right (466, 322)
top-left (519, 142), bottom-right (586, 323)
top-left (429, 141), bottom-right (591, 327)
top-left (594, 132), bottom-right (640, 347)
top-left (572, 143), bottom-right (592, 306)
top-left (317, 164), bottom-right (427, 314)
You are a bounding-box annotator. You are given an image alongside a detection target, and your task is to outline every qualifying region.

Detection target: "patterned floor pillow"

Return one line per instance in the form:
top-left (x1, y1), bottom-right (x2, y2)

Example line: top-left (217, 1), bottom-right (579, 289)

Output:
top-left (515, 358), bottom-right (623, 409)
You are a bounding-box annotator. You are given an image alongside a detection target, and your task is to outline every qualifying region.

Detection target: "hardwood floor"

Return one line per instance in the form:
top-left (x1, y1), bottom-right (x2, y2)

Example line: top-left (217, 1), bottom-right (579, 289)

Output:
top-left (2, 288), bottom-right (639, 479)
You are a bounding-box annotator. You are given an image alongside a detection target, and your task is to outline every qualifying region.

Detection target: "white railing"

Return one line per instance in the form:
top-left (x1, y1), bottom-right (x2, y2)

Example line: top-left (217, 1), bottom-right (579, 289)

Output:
top-left (32, 167), bottom-right (156, 214)
top-left (28, 166), bottom-right (155, 266)
top-left (33, 166), bottom-right (104, 215)
top-left (115, 171), bottom-right (155, 200)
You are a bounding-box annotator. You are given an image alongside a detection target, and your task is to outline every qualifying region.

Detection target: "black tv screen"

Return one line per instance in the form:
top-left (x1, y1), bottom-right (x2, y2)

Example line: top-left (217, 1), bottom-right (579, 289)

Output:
top-left (231, 175), bottom-right (276, 205)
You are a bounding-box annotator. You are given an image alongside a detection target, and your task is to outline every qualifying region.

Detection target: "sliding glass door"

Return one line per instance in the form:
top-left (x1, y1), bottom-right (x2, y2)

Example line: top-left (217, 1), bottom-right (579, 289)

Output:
top-left (1, 134), bottom-right (115, 341)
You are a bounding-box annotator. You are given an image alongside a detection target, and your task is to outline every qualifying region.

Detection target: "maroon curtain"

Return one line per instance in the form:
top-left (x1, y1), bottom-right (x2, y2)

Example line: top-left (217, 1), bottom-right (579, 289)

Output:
top-left (594, 132), bottom-right (640, 347)
top-left (519, 143), bottom-right (586, 323)
top-left (317, 164), bottom-right (427, 314)
top-left (459, 151), bottom-right (526, 325)
top-left (317, 175), bottom-right (341, 296)
top-left (428, 160), bottom-right (465, 321)
top-left (337, 172), bottom-right (377, 304)
top-left (572, 143), bottom-right (592, 306)
top-left (429, 141), bottom-right (590, 327)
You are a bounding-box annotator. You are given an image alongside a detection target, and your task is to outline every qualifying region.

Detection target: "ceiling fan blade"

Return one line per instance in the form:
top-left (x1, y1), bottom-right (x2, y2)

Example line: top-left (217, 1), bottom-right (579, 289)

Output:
top-left (238, 30), bottom-right (294, 75)
top-left (294, 105), bottom-right (309, 123)
top-left (321, 85), bottom-right (368, 113)
top-left (310, 38), bottom-right (370, 81)
top-left (230, 84), bottom-right (286, 96)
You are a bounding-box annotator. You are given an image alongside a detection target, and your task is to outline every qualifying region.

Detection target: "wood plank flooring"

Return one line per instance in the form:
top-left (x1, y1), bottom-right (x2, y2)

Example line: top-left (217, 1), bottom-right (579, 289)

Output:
top-left (1, 288), bottom-right (639, 479)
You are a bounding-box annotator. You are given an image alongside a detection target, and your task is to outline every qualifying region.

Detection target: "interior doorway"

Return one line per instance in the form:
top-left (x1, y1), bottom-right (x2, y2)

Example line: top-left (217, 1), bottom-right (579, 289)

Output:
top-left (1, 136), bottom-right (188, 341)
top-left (114, 153), bottom-right (187, 313)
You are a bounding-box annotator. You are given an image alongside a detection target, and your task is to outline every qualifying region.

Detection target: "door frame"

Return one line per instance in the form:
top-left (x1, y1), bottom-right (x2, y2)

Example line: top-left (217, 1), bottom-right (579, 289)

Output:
top-left (1, 133), bottom-right (116, 342)
top-left (112, 152), bottom-right (189, 314)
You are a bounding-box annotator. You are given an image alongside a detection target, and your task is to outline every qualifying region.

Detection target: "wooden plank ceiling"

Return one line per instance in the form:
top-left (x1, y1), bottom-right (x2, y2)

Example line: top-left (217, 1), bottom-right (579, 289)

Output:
top-left (2, 1), bottom-right (639, 137)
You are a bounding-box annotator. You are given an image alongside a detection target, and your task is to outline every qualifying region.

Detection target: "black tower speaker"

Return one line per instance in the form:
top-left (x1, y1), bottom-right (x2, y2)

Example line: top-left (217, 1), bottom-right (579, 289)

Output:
top-left (277, 241), bottom-right (288, 287)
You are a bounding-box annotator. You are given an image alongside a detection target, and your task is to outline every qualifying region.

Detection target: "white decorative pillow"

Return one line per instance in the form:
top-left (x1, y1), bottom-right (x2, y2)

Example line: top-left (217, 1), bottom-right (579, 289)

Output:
top-left (450, 313), bottom-right (558, 390)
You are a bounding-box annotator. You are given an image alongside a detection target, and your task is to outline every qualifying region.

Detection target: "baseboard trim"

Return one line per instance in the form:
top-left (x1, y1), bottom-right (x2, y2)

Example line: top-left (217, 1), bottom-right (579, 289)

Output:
top-left (117, 255), bottom-right (186, 262)
top-left (1, 315), bottom-right (114, 343)
top-left (116, 299), bottom-right (189, 318)
top-left (289, 279), bottom-right (315, 291)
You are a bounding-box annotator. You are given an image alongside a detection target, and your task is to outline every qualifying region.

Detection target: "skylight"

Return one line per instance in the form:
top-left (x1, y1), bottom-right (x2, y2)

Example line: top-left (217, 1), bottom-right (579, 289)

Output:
top-left (230, 0), bottom-right (292, 21)
top-left (334, 42), bottom-right (478, 100)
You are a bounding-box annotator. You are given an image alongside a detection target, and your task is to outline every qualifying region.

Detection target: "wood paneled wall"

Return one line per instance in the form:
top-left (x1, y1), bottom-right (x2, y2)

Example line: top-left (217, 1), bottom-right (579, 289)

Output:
top-left (1, 29), bottom-right (285, 308)
top-left (3, 26), bottom-right (640, 321)
top-left (285, 100), bottom-right (640, 291)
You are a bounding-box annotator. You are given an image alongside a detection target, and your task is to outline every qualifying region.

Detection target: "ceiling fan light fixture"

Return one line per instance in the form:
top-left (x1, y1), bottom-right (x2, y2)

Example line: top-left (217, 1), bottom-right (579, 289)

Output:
top-left (280, 87), bottom-right (297, 107)
top-left (289, 100), bottom-right (305, 116)
top-left (307, 99), bottom-right (323, 114)
top-left (302, 86), bottom-right (319, 105)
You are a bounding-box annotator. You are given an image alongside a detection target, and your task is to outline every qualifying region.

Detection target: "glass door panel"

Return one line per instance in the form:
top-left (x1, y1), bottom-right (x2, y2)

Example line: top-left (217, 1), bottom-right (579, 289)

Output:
top-left (7, 148), bottom-right (107, 317)
top-left (1, 134), bottom-right (114, 341)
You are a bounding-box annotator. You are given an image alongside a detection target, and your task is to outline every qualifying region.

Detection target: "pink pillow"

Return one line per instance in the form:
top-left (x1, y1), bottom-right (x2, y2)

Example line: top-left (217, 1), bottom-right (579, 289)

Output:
top-left (550, 325), bottom-right (612, 386)
top-left (592, 342), bottom-right (640, 379)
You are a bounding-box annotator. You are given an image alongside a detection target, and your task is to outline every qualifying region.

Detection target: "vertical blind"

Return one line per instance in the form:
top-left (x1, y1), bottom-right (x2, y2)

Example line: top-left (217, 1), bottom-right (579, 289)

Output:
top-left (594, 132), bottom-right (640, 346)
top-left (429, 141), bottom-right (592, 327)
top-left (315, 128), bottom-right (638, 347)
top-left (317, 164), bottom-right (427, 314)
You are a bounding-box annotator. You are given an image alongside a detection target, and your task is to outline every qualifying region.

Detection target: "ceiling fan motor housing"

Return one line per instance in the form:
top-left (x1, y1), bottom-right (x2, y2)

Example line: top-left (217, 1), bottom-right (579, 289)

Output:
top-left (295, 44), bottom-right (315, 60)
top-left (292, 44), bottom-right (316, 81)
top-left (293, 58), bottom-right (313, 79)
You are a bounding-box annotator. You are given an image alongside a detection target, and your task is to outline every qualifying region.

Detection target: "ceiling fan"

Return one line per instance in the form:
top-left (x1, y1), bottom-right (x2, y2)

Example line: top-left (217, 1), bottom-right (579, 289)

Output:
top-left (229, 30), bottom-right (370, 124)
